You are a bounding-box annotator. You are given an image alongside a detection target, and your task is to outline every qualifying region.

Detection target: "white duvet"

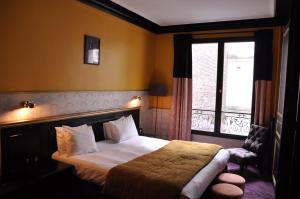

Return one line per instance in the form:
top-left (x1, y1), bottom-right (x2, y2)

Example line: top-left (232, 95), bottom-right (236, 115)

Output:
top-left (52, 136), bottom-right (229, 199)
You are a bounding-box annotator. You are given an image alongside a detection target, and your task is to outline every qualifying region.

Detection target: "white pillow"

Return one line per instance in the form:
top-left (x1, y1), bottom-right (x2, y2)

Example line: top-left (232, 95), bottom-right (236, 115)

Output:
top-left (62, 125), bottom-right (97, 156)
top-left (108, 115), bottom-right (139, 142)
top-left (103, 122), bottom-right (112, 139)
top-left (63, 124), bottom-right (88, 132)
top-left (103, 117), bottom-right (125, 140)
top-left (55, 127), bottom-right (67, 155)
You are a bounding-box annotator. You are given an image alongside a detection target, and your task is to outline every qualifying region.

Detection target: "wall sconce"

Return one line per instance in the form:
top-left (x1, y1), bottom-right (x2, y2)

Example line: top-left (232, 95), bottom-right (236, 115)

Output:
top-left (23, 99), bottom-right (35, 108)
top-left (128, 96), bottom-right (142, 108)
top-left (132, 96), bottom-right (142, 100)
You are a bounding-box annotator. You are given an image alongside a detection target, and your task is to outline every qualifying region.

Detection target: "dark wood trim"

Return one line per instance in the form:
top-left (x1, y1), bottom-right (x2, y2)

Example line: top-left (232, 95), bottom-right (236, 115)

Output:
top-left (79, 0), bottom-right (160, 33)
top-left (192, 130), bottom-right (246, 140)
top-left (275, 0), bottom-right (299, 197)
top-left (192, 37), bottom-right (254, 43)
top-left (159, 18), bottom-right (280, 34)
top-left (215, 42), bottom-right (224, 134)
top-left (79, 0), bottom-right (290, 34)
top-left (275, 0), bottom-right (292, 24)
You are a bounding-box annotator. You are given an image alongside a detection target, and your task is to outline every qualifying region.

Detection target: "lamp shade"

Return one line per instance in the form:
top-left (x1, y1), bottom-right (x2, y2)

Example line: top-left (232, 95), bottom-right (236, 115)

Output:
top-left (149, 84), bottom-right (167, 96)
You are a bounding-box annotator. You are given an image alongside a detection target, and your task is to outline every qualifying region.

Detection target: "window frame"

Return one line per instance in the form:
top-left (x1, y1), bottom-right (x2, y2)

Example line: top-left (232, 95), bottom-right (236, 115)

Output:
top-left (191, 37), bottom-right (256, 140)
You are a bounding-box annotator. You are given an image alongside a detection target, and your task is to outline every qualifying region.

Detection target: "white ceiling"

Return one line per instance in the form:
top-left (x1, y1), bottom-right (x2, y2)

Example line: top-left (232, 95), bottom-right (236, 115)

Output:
top-left (111, 0), bottom-right (276, 26)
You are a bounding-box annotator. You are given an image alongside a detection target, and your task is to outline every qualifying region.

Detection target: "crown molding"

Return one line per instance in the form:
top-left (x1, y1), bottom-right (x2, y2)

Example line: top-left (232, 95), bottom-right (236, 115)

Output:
top-left (79, 0), bottom-right (160, 33)
top-left (79, 0), bottom-right (291, 34)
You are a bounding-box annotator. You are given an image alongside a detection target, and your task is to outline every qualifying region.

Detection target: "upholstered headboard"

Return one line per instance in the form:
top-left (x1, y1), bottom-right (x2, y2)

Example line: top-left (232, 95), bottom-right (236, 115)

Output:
top-left (0, 107), bottom-right (140, 183)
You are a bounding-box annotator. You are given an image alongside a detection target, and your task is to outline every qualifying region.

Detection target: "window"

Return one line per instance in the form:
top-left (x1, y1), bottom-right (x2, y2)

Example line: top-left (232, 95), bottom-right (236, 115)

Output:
top-left (192, 39), bottom-right (255, 137)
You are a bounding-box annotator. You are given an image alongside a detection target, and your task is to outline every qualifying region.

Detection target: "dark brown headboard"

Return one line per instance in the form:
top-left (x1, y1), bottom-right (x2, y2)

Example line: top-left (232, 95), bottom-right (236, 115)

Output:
top-left (0, 107), bottom-right (140, 183)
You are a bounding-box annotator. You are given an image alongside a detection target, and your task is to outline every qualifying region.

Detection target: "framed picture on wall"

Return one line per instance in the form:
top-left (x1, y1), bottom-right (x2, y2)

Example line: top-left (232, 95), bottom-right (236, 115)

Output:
top-left (84, 35), bottom-right (100, 65)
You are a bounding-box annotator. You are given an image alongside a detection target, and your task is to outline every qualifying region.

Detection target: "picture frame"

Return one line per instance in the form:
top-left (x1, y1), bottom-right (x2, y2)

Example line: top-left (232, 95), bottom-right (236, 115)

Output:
top-left (84, 35), bottom-right (100, 65)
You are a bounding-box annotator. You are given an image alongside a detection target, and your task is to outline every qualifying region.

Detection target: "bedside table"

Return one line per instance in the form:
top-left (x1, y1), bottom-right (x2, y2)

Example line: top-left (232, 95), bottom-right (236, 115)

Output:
top-left (0, 160), bottom-right (75, 199)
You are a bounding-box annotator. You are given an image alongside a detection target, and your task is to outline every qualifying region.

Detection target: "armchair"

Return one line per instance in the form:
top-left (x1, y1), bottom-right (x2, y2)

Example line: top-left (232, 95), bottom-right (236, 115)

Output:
top-left (227, 124), bottom-right (269, 174)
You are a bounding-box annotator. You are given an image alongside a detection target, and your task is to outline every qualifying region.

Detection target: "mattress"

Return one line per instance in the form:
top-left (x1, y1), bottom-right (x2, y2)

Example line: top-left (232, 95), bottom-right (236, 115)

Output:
top-left (52, 136), bottom-right (229, 199)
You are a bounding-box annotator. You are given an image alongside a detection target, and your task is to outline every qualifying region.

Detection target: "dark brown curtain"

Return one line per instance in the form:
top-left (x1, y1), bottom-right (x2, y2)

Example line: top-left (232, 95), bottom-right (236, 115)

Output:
top-left (169, 35), bottom-right (192, 140)
top-left (253, 30), bottom-right (273, 127)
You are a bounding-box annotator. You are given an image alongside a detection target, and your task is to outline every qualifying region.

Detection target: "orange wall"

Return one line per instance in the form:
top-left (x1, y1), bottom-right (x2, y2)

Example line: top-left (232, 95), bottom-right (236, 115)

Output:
top-left (152, 27), bottom-right (282, 111)
top-left (149, 34), bottom-right (174, 108)
top-left (0, 1), bottom-right (282, 114)
top-left (0, 0), bottom-right (155, 91)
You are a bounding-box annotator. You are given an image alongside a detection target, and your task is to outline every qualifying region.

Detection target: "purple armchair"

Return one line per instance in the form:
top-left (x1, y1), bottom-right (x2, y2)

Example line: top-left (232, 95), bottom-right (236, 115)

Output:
top-left (227, 125), bottom-right (269, 174)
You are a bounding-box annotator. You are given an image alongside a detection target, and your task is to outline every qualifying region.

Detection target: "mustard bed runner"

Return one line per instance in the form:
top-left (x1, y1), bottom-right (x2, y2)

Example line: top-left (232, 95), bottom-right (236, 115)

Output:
top-left (103, 140), bottom-right (222, 199)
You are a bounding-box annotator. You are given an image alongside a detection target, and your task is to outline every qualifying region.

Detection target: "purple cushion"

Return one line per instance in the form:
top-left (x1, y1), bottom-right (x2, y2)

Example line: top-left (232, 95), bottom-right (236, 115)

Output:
top-left (227, 148), bottom-right (257, 163)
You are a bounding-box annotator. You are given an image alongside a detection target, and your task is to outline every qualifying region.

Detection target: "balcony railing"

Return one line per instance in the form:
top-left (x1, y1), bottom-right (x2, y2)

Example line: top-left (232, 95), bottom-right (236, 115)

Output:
top-left (192, 109), bottom-right (251, 136)
top-left (192, 109), bottom-right (215, 132)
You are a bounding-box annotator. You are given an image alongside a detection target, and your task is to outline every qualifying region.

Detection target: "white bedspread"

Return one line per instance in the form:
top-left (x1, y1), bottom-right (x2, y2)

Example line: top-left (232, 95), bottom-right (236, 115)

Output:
top-left (52, 136), bottom-right (229, 199)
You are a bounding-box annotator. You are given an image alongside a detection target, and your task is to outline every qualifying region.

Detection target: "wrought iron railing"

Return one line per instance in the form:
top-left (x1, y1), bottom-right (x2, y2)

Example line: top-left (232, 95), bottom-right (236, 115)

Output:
top-left (192, 109), bottom-right (251, 136)
top-left (191, 109), bottom-right (215, 132)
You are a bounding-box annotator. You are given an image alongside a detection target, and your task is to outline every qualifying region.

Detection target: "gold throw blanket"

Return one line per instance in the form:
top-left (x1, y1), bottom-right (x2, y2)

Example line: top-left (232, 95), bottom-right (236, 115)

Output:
top-left (102, 140), bottom-right (222, 199)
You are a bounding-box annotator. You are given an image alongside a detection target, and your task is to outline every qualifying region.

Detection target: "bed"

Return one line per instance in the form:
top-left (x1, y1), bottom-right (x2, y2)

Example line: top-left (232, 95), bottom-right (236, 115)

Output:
top-left (0, 107), bottom-right (229, 199)
top-left (52, 135), bottom-right (229, 199)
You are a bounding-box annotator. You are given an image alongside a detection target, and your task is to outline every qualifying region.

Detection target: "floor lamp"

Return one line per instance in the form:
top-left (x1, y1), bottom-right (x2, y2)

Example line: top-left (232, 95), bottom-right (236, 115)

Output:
top-left (149, 84), bottom-right (167, 137)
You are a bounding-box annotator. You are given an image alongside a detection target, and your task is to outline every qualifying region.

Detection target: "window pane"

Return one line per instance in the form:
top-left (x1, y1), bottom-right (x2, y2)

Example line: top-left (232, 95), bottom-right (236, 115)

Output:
top-left (221, 42), bottom-right (255, 136)
top-left (192, 43), bottom-right (218, 132)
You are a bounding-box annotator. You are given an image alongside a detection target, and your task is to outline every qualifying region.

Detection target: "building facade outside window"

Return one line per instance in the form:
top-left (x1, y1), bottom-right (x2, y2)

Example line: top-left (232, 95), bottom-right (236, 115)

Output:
top-left (192, 39), bottom-right (255, 137)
